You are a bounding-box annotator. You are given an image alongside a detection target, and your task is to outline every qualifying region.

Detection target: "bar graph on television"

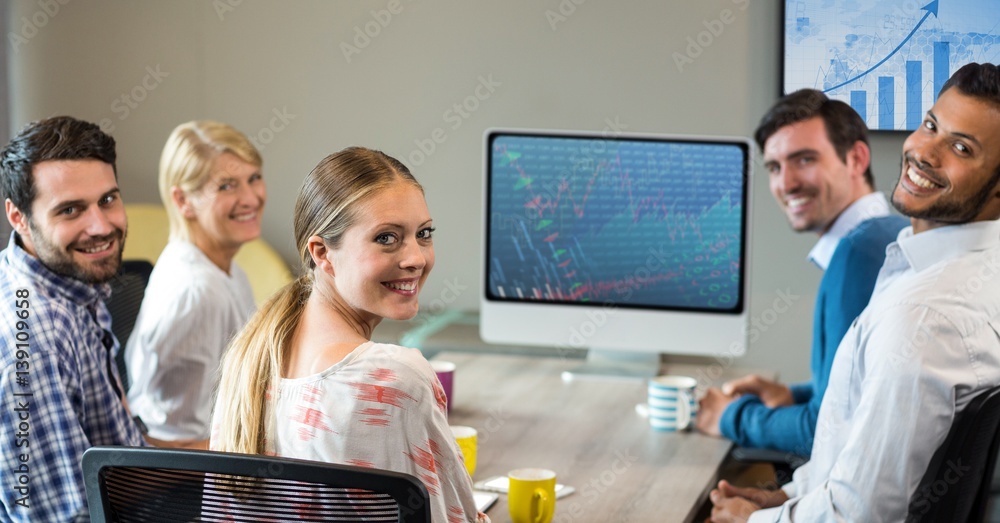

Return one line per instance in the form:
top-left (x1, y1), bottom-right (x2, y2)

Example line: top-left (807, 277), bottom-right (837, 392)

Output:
top-left (784, 0), bottom-right (1000, 131)
top-left (487, 135), bottom-right (745, 312)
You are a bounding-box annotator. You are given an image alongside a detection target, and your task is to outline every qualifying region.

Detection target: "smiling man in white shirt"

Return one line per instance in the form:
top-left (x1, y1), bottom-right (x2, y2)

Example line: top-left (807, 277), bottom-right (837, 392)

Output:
top-left (709, 61), bottom-right (1000, 523)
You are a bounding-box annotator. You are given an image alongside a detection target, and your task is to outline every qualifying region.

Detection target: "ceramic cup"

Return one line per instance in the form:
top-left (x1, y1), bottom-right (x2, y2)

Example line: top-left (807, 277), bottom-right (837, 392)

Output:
top-left (647, 375), bottom-right (698, 431)
top-left (450, 425), bottom-right (477, 477)
top-left (508, 468), bottom-right (556, 523)
top-left (431, 360), bottom-right (456, 413)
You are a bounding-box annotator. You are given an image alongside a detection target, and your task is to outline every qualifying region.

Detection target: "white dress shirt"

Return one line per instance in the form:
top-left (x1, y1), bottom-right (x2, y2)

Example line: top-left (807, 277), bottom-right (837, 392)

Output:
top-left (126, 240), bottom-right (255, 440)
top-left (751, 219), bottom-right (1000, 522)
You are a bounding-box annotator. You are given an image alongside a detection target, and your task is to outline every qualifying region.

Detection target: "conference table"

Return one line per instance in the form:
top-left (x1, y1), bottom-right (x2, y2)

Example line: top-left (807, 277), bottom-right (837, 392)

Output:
top-left (437, 350), bottom-right (762, 523)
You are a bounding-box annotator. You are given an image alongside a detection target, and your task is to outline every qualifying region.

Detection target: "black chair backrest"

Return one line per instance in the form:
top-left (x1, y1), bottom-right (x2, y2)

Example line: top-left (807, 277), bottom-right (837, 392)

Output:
top-left (907, 384), bottom-right (1000, 523)
top-left (83, 446), bottom-right (431, 522)
top-left (106, 260), bottom-right (154, 391)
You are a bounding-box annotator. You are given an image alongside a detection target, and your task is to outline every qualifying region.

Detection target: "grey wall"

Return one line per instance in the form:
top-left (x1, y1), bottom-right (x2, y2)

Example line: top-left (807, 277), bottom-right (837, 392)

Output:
top-left (5, 0), bottom-right (909, 383)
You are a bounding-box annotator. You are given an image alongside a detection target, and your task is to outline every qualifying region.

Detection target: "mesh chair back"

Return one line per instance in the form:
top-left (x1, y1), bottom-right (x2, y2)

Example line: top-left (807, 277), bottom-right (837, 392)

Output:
top-left (83, 446), bottom-right (431, 523)
top-left (907, 384), bottom-right (1000, 523)
top-left (106, 260), bottom-right (154, 391)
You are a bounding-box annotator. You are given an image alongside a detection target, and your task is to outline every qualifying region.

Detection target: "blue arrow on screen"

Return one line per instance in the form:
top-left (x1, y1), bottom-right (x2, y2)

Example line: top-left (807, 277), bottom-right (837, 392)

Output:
top-left (823, 0), bottom-right (940, 93)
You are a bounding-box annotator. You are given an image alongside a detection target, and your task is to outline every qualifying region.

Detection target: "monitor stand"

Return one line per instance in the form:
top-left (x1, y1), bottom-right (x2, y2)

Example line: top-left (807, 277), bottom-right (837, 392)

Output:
top-left (561, 348), bottom-right (660, 381)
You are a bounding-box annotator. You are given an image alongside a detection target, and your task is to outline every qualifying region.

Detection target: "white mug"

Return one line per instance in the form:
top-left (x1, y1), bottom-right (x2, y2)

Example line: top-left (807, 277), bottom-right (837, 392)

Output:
top-left (647, 375), bottom-right (698, 431)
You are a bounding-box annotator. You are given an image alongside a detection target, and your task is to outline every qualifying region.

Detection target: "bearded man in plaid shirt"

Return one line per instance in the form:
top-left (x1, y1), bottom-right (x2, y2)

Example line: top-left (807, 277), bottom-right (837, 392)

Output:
top-left (0, 116), bottom-right (146, 522)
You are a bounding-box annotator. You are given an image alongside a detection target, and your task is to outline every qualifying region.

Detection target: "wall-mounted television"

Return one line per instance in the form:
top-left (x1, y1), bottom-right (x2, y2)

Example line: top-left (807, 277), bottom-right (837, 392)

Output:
top-left (783, 0), bottom-right (1000, 131)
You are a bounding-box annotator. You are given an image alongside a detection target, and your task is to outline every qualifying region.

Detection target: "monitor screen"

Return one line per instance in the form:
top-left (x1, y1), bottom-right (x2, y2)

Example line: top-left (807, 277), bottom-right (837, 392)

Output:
top-left (783, 0), bottom-right (1000, 131)
top-left (481, 129), bottom-right (752, 364)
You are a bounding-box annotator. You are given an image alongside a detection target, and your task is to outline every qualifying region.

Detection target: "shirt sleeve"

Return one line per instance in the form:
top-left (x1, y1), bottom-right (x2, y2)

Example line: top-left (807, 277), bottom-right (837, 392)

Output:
top-left (1, 343), bottom-right (91, 522)
top-left (393, 351), bottom-right (490, 523)
top-left (789, 382), bottom-right (813, 404)
top-left (754, 303), bottom-right (969, 522)
top-left (719, 392), bottom-right (818, 456)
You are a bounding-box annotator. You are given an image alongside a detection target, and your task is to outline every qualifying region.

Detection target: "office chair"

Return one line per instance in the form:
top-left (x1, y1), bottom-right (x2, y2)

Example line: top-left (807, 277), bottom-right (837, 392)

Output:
top-left (82, 446), bottom-right (432, 522)
top-left (122, 203), bottom-right (293, 305)
top-left (106, 260), bottom-right (154, 392)
top-left (906, 384), bottom-right (1000, 523)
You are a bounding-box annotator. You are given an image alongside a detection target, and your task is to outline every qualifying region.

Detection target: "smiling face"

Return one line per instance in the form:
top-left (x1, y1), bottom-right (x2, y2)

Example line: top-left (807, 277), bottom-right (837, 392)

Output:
top-left (892, 88), bottom-right (1000, 233)
top-left (324, 181), bottom-right (434, 325)
top-left (7, 159), bottom-right (126, 283)
top-left (763, 117), bottom-right (871, 234)
top-left (181, 152), bottom-right (266, 263)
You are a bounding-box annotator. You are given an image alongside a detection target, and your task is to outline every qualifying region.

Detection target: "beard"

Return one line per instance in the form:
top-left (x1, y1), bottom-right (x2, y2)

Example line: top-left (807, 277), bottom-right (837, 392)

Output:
top-left (891, 154), bottom-right (1000, 225)
top-left (27, 222), bottom-right (126, 284)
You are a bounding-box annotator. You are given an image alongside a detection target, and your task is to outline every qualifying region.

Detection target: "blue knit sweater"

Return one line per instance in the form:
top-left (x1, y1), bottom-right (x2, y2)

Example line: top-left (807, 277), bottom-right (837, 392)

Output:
top-left (719, 215), bottom-right (908, 456)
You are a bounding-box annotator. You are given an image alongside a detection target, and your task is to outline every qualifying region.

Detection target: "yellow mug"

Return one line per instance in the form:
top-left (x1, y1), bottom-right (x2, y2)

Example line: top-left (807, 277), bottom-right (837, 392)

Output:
top-left (450, 425), bottom-right (477, 477)
top-left (508, 468), bottom-right (556, 523)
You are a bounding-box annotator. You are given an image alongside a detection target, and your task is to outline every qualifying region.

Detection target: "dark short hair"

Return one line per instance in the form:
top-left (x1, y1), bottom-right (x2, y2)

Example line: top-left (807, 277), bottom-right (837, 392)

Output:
top-left (0, 116), bottom-right (117, 218)
top-left (754, 89), bottom-right (874, 189)
top-left (940, 62), bottom-right (1000, 108)
top-left (940, 63), bottom-right (1000, 181)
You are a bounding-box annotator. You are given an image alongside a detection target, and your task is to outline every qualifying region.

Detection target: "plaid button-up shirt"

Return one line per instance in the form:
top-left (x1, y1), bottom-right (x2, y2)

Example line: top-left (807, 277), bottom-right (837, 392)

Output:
top-left (1, 232), bottom-right (145, 522)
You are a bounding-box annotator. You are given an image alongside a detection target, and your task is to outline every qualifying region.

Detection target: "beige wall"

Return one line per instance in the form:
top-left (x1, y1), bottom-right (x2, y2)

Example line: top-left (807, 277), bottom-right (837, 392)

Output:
top-left (5, 0), bottom-right (909, 382)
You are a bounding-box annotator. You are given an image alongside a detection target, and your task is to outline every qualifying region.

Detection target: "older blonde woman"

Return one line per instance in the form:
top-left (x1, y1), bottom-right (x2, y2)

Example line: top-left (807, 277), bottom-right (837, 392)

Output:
top-left (126, 121), bottom-right (265, 447)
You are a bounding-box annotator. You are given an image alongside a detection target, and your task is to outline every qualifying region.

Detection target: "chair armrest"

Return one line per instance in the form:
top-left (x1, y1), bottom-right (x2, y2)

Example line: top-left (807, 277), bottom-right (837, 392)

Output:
top-left (731, 447), bottom-right (808, 469)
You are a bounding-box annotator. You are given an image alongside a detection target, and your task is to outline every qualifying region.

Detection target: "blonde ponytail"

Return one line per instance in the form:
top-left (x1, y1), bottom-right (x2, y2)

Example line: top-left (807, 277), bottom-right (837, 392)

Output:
top-left (213, 275), bottom-right (311, 454)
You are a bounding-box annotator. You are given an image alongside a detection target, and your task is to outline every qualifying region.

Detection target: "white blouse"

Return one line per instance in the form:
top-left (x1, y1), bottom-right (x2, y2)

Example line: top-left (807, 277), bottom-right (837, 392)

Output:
top-left (126, 240), bottom-right (255, 440)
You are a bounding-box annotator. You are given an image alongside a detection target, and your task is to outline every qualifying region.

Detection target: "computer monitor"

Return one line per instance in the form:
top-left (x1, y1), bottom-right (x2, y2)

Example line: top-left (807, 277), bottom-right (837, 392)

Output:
top-left (480, 129), bottom-right (752, 378)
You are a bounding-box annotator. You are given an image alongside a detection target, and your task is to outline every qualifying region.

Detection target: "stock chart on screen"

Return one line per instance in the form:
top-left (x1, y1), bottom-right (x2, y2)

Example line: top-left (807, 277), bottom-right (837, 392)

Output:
top-left (784, 0), bottom-right (1000, 131)
top-left (486, 133), bottom-right (747, 313)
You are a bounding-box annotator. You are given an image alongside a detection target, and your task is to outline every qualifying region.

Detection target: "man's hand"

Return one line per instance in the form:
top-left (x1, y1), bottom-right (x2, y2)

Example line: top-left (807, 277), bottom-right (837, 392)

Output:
top-left (714, 480), bottom-right (789, 508)
top-left (709, 490), bottom-right (759, 523)
top-left (722, 375), bottom-right (794, 408)
top-left (708, 480), bottom-right (789, 523)
top-left (696, 388), bottom-right (737, 436)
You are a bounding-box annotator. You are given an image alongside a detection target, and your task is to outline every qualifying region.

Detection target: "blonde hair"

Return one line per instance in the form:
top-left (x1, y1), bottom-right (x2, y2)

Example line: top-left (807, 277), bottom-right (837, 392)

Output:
top-left (159, 120), bottom-right (262, 242)
top-left (213, 147), bottom-right (421, 455)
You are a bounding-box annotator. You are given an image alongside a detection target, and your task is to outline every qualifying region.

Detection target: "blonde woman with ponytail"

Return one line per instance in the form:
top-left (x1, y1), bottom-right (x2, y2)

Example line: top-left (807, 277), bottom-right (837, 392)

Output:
top-left (211, 147), bottom-right (489, 523)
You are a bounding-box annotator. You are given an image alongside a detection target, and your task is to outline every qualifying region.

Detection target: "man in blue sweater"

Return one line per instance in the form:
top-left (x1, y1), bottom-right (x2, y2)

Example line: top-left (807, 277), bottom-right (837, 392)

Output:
top-left (694, 89), bottom-right (908, 458)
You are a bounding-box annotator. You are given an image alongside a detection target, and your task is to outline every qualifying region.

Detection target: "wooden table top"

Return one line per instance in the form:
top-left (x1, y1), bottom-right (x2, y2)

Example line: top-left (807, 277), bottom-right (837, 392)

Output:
top-left (438, 351), bottom-right (753, 523)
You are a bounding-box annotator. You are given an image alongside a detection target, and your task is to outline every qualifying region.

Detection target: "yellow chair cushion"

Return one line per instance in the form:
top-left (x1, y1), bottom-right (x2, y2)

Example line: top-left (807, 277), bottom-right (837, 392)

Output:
top-left (122, 203), bottom-right (293, 305)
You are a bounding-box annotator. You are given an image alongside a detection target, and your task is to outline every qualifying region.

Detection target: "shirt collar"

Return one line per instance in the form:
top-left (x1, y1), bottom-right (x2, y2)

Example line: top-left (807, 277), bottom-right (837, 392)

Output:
top-left (808, 192), bottom-right (892, 270)
top-left (896, 219), bottom-right (1000, 272)
top-left (5, 231), bottom-right (111, 304)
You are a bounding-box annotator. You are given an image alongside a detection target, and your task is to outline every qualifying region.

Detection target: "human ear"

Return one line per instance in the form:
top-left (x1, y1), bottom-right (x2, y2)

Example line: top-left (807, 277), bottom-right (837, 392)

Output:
top-left (306, 235), bottom-right (334, 275)
top-left (5, 199), bottom-right (30, 237)
top-left (847, 141), bottom-right (871, 181)
top-left (171, 186), bottom-right (197, 219)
